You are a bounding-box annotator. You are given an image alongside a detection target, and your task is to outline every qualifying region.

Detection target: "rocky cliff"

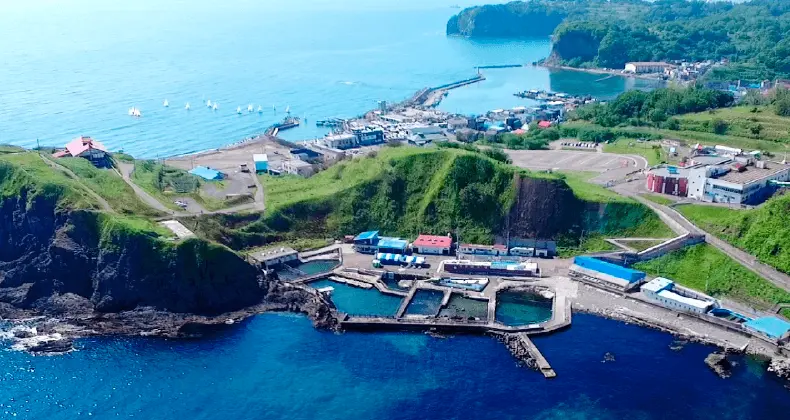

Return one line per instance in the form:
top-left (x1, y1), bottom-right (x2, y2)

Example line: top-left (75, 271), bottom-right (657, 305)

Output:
top-left (0, 185), bottom-right (338, 343)
top-left (447, 2), bottom-right (570, 38)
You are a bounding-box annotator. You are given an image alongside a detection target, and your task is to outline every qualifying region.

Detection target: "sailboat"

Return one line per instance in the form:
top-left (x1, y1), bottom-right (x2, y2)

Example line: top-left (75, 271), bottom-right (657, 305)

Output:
top-left (237, 106), bottom-right (242, 114)
top-left (257, 105), bottom-right (263, 114)
top-left (212, 103), bottom-right (218, 111)
top-left (207, 99), bottom-right (212, 108)
top-left (285, 105), bottom-right (290, 114)
top-left (247, 104), bottom-right (254, 113)
top-left (128, 107), bottom-right (142, 118)
top-left (273, 105), bottom-right (277, 112)
top-left (185, 102), bottom-right (191, 110)
top-left (163, 99), bottom-right (169, 107)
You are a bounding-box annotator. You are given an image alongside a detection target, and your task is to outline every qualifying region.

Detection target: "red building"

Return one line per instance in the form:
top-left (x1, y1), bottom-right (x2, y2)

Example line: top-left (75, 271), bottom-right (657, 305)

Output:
top-left (646, 167), bottom-right (689, 197)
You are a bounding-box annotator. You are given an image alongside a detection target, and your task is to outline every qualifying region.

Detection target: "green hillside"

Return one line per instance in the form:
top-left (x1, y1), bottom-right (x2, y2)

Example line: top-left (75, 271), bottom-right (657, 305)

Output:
top-left (678, 197), bottom-right (790, 275)
top-left (189, 147), bottom-right (670, 251)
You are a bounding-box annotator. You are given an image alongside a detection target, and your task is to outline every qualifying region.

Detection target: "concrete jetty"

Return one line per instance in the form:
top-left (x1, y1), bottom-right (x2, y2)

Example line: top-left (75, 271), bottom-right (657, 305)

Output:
top-left (516, 333), bottom-right (556, 378)
top-left (327, 276), bottom-right (373, 289)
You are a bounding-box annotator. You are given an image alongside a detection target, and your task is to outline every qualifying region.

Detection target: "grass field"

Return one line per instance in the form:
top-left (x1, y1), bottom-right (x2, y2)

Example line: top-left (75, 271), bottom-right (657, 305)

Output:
top-left (643, 193), bottom-right (675, 206)
top-left (603, 138), bottom-right (666, 166)
top-left (130, 160), bottom-right (230, 212)
top-left (55, 157), bottom-right (162, 217)
top-left (635, 244), bottom-right (790, 311)
top-left (557, 234), bottom-right (617, 257)
top-left (0, 152), bottom-right (100, 209)
top-left (622, 239), bottom-right (665, 251)
top-left (559, 171), bottom-right (632, 203)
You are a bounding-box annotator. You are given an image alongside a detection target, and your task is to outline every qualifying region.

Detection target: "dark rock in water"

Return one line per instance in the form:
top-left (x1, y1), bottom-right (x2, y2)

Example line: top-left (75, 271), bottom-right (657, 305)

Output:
top-left (499, 334), bottom-right (538, 370)
top-left (705, 352), bottom-right (733, 379)
top-left (12, 329), bottom-right (34, 339)
top-left (28, 338), bottom-right (74, 354)
top-left (670, 339), bottom-right (688, 351)
top-left (602, 352), bottom-right (616, 363)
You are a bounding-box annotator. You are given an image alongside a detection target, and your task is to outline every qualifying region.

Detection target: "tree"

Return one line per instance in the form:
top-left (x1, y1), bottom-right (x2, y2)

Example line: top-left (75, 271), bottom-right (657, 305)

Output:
top-left (749, 123), bottom-right (764, 138)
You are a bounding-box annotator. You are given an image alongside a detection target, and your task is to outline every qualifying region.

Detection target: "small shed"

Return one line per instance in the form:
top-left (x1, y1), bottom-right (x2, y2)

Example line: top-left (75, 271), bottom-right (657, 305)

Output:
top-left (250, 247), bottom-right (298, 269)
top-left (253, 154), bottom-right (269, 172)
top-left (537, 120), bottom-right (552, 129)
top-left (189, 166), bottom-right (223, 181)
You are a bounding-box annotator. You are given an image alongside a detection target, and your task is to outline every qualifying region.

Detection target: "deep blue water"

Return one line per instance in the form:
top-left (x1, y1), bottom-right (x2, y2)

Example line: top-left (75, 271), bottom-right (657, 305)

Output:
top-left (1, 313), bottom-right (788, 419)
top-left (0, 0), bottom-right (658, 158)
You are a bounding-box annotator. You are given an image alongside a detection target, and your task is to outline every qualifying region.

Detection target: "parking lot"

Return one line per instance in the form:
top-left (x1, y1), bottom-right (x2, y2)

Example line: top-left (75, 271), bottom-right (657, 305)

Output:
top-left (507, 149), bottom-right (644, 172)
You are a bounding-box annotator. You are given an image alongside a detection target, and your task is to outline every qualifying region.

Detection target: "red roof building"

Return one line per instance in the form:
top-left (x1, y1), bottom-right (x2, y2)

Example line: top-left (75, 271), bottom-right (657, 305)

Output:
top-left (537, 121), bottom-right (552, 129)
top-left (53, 136), bottom-right (109, 165)
top-left (413, 234), bottom-right (453, 255)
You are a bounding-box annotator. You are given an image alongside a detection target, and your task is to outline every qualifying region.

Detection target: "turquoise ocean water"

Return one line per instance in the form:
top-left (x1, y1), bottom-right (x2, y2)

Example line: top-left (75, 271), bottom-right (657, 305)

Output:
top-left (2, 1), bottom-right (788, 418)
top-left (0, 0), bottom-right (655, 158)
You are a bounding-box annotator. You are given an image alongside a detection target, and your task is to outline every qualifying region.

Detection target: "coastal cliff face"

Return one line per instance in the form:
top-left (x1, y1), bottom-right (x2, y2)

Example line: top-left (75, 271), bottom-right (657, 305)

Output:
top-left (0, 186), bottom-right (338, 338)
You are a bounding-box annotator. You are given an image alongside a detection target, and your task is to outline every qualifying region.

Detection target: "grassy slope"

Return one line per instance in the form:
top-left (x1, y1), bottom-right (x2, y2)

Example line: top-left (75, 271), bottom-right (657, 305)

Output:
top-left (635, 244), bottom-right (790, 311)
top-left (678, 106), bottom-right (790, 146)
top-left (603, 139), bottom-right (665, 166)
top-left (643, 194), bottom-right (675, 206)
top-left (54, 157), bottom-right (163, 217)
top-left (0, 153), bottom-right (100, 210)
top-left (677, 198), bottom-right (790, 275)
top-left (559, 171), bottom-right (630, 203)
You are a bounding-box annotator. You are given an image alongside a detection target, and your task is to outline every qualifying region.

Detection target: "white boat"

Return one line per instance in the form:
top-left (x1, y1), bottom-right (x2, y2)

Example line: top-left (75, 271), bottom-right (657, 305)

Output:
top-left (272, 105), bottom-right (277, 112)
top-left (207, 99), bottom-right (212, 108)
top-left (247, 104), bottom-right (254, 113)
top-left (236, 106), bottom-right (242, 114)
top-left (185, 102), bottom-right (191, 110)
top-left (212, 103), bottom-right (218, 111)
top-left (257, 105), bottom-right (263, 113)
top-left (128, 107), bottom-right (142, 118)
top-left (163, 99), bottom-right (169, 107)
top-left (285, 105), bottom-right (290, 114)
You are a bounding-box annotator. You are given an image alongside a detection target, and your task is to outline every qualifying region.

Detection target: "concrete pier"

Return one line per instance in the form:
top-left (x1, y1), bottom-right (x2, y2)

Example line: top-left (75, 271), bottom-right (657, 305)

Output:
top-left (327, 276), bottom-right (373, 289)
top-left (516, 333), bottom-right (556, 379)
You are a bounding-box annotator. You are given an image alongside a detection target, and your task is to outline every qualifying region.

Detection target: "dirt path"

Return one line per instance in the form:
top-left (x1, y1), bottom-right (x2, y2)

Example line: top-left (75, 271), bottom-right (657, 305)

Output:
top-left (115, 162), bottom-right (190, 217)
top-left (39, 154), bottom-right (114, 213)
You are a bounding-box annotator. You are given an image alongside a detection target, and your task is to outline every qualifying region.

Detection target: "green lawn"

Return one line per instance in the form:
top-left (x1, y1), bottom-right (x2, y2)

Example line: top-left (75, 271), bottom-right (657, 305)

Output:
top-left (635, 244), bottom-right (790, 311)
top-left (675, 204), bottom-right (746, 243)
top-left (643, 193), bottom-right (675, 206)
top-left (0, 144), bottom-right (25, 154)
top-left (130, 160), bottom-right (230, 212)
top-left (55, 157), bottom-right (162, 217)
top-left (557, 234), bottom-right (617, 258)
top-left (558, 171), bottom-right (631, 203)
top-left (603, 138), bottom-right (665, 166)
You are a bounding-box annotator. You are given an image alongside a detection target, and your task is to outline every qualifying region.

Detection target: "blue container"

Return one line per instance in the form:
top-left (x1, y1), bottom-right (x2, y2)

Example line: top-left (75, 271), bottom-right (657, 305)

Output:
top-left (573, 256), bottom-right (645, 283)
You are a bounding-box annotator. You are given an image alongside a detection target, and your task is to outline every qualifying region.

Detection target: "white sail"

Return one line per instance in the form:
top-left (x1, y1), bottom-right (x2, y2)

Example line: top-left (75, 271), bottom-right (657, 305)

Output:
top-left (257, 105), bottom-right (263, 113)
top-left (237, 106), bottom-right (242, 114)
top-left (213, 103), bottom-right (218, 110)
top-left (163, 99), bottom-right (169, 107)
top-left (247, 104), bottom-right (254, 113)
top-left (285, 105), bottom-right (290, 114)
top-left (207, 99), bottom-right (212, 107)
top-left (185, 102), bottom-right (191, 110)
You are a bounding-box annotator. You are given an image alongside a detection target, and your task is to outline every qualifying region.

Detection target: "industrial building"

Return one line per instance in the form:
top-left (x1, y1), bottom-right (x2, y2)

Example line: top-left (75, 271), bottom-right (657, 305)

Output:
top-left (743, 317), bottom-right (790, 344)
top-left (253, 154), bottom-right (268, 172)
top-left (320, 128), bottom-right (385, 150)
top-left (569, 257), bottom-right (646, 292)
top-left (441, 260), bottom-right (539, 277)
top-left (412, 234), bottom-right (453, 255)
top-left (647, 149), bottom-right (790, 204)
top-left (250, 247), bottom-right (298, 269)
top-left (624, 62), bottom-right (674, 74)
top-left (353, 231), bottom-right (380, 254)
top-left (458, 243), bottom-right (507, 256)
top-left (376, 237), bottom-right (409, 255)
top-left (641, 277), bottom-right (718, 314)
top-left (282, 159), bottom-right (314, 177)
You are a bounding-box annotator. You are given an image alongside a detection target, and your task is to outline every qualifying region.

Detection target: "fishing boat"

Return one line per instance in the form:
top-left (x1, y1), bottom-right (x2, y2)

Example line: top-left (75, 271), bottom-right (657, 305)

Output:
top-left (163, 99), bottom-right (169, 107)
top-left (237, 106), bottom-right (242, 114)
top-left (185, 102), bottom-right (191, 110)
top-left (247, 104), bottom-right (254, 113)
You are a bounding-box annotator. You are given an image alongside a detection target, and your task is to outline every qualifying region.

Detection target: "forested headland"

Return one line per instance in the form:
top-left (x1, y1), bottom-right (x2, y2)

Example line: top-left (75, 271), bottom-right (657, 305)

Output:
top-left (448, 0), bottom-right (790, 81)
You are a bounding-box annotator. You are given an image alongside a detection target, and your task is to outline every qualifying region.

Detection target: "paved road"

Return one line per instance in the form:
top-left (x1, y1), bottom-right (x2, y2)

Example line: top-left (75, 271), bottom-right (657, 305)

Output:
top-left (39, 154), bottom-right (114, 213)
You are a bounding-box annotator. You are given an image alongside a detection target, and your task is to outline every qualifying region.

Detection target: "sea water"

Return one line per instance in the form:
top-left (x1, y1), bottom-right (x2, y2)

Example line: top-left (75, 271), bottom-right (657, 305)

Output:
top-left (0, 0), bottom-right (658, 158)
top-left (0, 313), bottom-right (788, 419)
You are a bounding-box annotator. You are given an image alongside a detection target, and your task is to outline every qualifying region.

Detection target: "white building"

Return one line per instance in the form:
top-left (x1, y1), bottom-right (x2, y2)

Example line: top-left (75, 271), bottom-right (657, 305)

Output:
top-left (322, 133), bottom-right (356, 150)
top-left (282, 160), bottom-right (315, 177)
top-left (641, 277), bottom-right (717, 314)
top-left (624, 62), bottom-right (674, 74)
top-left (251, 247), bottom-right (299, 269)
top-left (688, 161), bottom-right (790, 205)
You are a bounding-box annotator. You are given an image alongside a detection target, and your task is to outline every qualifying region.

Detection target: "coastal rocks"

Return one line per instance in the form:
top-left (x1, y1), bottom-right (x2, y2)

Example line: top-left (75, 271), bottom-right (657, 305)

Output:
top-left (602, 352), bottom-right (616, 363)
top-left (705, 352), bottom-right (734, 379)
top-left (768, 357), bottom-right (790, 381)
top-left (498, 333), bottom-right (538, 370)
top-left (670, 339), bottom-right (689, 351)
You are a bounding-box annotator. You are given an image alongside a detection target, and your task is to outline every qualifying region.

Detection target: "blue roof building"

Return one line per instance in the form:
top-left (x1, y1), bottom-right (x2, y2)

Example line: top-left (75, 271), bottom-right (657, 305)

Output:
top-left (570, 256), bottom-right (647, 291)
top-left (744, 317), bottom-right (790, 342)
top-left (353, 231), bottom-right (379, 244)
top-left (377, 237), bottom-right (409, 254)
top-left (189, 166), bottom-right (222, 181)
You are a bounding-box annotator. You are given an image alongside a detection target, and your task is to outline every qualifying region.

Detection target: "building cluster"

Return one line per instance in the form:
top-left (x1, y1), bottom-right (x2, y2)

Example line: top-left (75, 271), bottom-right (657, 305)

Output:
top-left (622, 60), bottom-right (716, 83)
top-left (646, 145), bottom-right (790, 205)
top-left (570, 257), bottom-right (790, 345)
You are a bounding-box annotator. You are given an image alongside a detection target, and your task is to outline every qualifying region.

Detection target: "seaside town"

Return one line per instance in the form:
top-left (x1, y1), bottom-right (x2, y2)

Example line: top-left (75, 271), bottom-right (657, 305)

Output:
top-left (30, 63), bottom-right (790, 380)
